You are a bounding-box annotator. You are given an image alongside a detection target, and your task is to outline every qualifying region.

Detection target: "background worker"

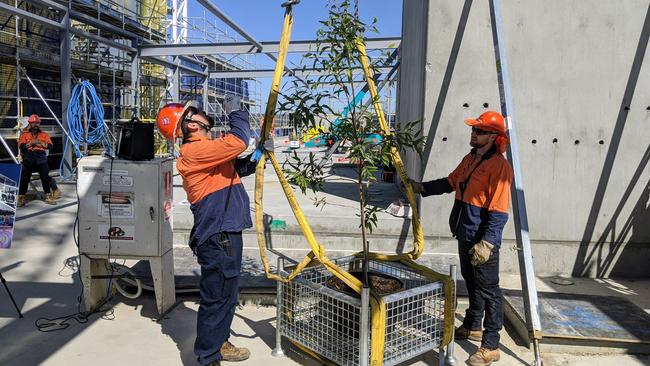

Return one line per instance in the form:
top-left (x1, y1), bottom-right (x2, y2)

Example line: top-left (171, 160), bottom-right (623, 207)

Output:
top-left (161, 95), bottom-right (253, 366)
top-left (408, 111), bottom-right (513, 366)
top-left (17, 114), bottom-right (60, 206)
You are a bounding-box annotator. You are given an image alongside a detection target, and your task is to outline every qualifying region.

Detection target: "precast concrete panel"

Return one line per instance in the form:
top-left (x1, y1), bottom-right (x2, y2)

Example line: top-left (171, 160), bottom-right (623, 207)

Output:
top-left (398, 0), bottom-right (429, 177)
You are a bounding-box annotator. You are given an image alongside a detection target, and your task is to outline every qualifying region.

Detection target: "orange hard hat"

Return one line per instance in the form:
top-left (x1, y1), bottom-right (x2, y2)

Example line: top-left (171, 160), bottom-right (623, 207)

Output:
top-left (156, 102), bottom-right (193, 140)
top-left (464, 111), bottom-right (506, 135)
top-left (28, 114), bottom-right (41, 124)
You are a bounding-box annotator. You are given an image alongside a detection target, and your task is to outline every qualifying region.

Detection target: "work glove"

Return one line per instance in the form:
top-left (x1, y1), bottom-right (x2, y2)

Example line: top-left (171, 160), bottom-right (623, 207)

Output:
top-left (262, 138), bottom-right (274, 152)
top-left (469, 240), bottom-right (494, 266)
top-left (223, 94), bottom-right (242, 115)
top-left (401, 178), bottom-right (423, 194)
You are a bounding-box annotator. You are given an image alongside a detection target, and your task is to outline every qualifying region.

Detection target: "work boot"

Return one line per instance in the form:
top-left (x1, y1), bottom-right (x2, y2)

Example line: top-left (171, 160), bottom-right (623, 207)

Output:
top-left (220, 341), bottom-right (250, 362)
top-left (51, 188), bottom-right (62, 200)
top-left (44, 193), bottom-right (57, 205)
top-left (455, 326), bottom-right (483, 341)
top-left (17, 195), bottom-right (26, 207)
top-left (468, 347), bottom-right (500, 366)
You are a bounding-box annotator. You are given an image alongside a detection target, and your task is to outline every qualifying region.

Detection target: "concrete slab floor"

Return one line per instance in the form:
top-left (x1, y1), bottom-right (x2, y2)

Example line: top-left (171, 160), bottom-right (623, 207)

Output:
top-left (2, 182), bottom-right (650, 366)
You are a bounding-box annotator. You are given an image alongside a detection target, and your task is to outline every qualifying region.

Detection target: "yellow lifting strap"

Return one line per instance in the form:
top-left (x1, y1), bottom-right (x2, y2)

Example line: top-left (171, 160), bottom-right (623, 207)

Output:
top-left (253, 5), bottom-right (454, 365)
top-left (254, 13), bottom-right (424, 288)
top-left (253, 2), bottom-right (364, 294)
top-left (355, 39), bottom-right (425, 261)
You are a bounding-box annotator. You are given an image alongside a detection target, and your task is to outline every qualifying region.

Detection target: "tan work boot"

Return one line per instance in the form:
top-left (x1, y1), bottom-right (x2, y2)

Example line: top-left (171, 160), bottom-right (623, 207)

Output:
top-left (44, 193), bottom-right (57, 205)
top-left (51, 188), bottom-right (62, 200)
top-left (455, 326), bottom-right (483, 341)
top-left (220, 341), bottom-right (250, 362)
top-left (17, 195), bottom-right (26, 207)
top-left (468, 347), bottom-right (500, 366)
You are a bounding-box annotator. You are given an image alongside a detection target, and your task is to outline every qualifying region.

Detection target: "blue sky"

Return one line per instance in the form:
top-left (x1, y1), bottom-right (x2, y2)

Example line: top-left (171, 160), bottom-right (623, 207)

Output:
top-left (186, 0), bottom-right (403, 112)
top-left (196, 0), bottom-right (403, 41)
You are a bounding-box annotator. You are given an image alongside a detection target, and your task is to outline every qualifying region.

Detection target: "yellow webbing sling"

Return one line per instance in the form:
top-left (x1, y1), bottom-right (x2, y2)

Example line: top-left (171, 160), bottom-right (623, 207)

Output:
top-left (254, 1), bottom-right (363, 296)
top-left (355, 40), bottom-right (455, 362)
top-left (253, 5), bottom-right (454, 365)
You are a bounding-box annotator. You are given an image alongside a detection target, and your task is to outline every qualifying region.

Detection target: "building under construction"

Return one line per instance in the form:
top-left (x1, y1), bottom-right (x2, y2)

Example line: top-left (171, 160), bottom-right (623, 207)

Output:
top-left (0, 0), bottom-right (265, 168)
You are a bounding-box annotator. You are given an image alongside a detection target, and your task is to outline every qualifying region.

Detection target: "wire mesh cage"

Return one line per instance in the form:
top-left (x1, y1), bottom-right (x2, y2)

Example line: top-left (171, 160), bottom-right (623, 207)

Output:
top-left (278, 256), bottom-right (447, 366)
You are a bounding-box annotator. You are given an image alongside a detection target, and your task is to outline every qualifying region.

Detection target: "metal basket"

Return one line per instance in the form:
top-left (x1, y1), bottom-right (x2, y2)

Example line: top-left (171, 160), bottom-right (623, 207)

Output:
top-left (277, 256), bottom-right (448, 366)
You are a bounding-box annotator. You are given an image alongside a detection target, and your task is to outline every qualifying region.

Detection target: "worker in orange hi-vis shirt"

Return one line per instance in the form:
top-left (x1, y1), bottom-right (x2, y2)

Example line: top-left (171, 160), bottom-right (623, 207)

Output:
top-left (408, 111), bottom-right (513, 366)
top-left (17, 114), bottom-right (60, 206)
top-left (157, 94), bottom-right (273, 366)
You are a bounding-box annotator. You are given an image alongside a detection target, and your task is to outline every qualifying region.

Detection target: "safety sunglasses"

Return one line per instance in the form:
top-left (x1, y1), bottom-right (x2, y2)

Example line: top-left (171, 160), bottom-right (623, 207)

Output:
top-left (183, 116), bottom-right (212, 131)
top-left (471, 127), bottom-right (496, 136)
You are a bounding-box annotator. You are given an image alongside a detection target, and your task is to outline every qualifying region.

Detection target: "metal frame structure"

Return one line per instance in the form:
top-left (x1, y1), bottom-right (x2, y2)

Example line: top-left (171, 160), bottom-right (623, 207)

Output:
top-left (275, 255), bottom-right (451, 366)
top-left (488, 1), bottom-right (543, 365)
top-left (139, 37), bottom-right (401, 57)
top-left (0, 0), bottom-right (266, 164)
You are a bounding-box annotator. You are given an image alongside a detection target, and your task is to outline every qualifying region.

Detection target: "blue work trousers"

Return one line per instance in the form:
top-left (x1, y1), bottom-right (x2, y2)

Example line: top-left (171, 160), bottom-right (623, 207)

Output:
top-left (19, 161), bottom-right (56, 195)
top-left (194, 232), bottom-right (242, 365)
top-left (458, 240), bottom-right (503, 349)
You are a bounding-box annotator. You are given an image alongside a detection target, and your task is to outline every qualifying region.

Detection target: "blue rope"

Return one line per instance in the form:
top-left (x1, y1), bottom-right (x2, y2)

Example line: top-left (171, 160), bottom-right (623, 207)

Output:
top-left (61, 80), bottom-right (113, 179)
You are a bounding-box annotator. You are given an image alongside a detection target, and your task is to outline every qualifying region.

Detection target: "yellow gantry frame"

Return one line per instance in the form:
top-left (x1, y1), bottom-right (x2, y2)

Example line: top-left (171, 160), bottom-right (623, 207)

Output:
top-left (254, 5), bottom-right (454, 365)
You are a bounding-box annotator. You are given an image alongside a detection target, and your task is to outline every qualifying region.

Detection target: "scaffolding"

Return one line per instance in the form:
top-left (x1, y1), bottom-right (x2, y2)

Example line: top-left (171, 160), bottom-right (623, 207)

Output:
top-left (0, 0), bottom-right (264, 163)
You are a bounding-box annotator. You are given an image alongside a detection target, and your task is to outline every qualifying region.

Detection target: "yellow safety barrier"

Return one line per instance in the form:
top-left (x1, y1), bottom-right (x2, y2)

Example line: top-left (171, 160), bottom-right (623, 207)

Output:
top-left (254, 4), bottom-right (455, 365)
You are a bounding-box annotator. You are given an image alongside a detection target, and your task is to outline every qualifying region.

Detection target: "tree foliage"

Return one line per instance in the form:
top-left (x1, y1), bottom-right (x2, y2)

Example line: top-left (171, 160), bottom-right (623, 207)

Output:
top-left (279, 0), bottom-right (424, 251)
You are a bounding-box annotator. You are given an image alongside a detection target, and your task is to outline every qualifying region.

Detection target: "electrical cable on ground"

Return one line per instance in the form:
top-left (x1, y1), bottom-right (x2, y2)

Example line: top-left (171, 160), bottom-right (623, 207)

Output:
top-left (35, 156), bottom-right (115, 332)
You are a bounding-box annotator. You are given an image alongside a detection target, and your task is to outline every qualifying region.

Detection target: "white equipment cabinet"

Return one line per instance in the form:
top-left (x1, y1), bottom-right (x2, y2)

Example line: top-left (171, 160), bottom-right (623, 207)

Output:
top-left (77, 156), bottom-right (175, 314)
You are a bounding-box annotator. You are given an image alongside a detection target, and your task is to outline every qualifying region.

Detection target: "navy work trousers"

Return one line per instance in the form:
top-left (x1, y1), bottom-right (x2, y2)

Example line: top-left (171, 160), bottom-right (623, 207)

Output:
top-left (458, 240), bottom-right (503, 349)
top-left (194, 232), bottom-right (243, 365)
top-left (19, 161), bottom-right (56, 195)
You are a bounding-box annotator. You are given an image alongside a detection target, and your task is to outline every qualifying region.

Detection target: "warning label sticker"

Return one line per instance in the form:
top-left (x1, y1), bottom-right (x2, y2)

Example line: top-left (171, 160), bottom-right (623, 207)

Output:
top-left (164, 199), bottom-right (172, 221)
top-left (97, 192), bottom-right (134, 218)
top-left (102, 175), bottom-right (134, 187)
top-left (98, 224), bottom-right (135, 241)
top-left (82, 166), bottom-right (105, 174)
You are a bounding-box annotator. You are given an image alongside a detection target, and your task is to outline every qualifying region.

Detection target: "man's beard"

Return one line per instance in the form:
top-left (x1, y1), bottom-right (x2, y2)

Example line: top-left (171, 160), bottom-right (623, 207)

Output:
top-left (30, 126), bottom-right (40, 132)
top-left (470, 140), bottom-right (487, 148)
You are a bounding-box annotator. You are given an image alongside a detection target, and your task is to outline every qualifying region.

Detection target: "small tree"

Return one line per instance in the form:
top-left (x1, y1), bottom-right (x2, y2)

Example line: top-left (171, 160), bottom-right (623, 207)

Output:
top-left (279, 0), bottom-right (424, 286)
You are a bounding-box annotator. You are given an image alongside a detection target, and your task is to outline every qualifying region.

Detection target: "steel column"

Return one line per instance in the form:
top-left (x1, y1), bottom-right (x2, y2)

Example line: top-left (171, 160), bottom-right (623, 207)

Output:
top-left (359, 286), bottom-right (370, 366)
top-left (131, 54), bottom-right (140, 117)
top-left (271, 257), bottom-right (285, 358)
top-left (488, 1), bottom-right (543, 365)
top-left (60, 5), bottom-right (73, 178)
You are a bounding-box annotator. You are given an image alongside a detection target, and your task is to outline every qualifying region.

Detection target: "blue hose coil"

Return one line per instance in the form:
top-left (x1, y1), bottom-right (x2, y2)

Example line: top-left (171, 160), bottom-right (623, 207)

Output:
top-left (61, 80), bottom-right (113, 178)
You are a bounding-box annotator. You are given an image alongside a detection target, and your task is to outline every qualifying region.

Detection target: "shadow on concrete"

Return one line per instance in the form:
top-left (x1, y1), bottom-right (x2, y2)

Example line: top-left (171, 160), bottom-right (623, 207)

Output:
top-left (232, 312), bottom-right (276, 349)
top-left (573, 144), bottom-right (650, 277)
top-left (125, 293), bottom-right (199, 366)
top-left (0, 260), bottom-right (24, 273)
top-left (0, 277), bottom-right (110, 366)
top-left (452, 340), bottom-right (528, 366)
top-left (594, 147), bottom-right (649, 277)
top-left (420, 0), bottom-right (474, 177)
top-left (573, 3), bottom-right (650, 277)
top-left (15, 201), bottom-right (77, 222)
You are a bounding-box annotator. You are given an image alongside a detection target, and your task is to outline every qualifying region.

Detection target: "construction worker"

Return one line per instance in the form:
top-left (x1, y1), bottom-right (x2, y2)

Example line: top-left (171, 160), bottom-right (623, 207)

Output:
top-left (17, 114), bottom-right (61, 206)
top-left (158, 95), bottom-right (261, 366)
top-left (408, 111), bottom-right (513, 366)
